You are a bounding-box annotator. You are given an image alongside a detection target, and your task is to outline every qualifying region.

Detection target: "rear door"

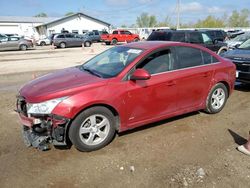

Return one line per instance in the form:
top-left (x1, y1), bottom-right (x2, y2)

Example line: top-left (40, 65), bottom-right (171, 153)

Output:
top-left (174, 46), bottom-right (215, 110)
top-left (0, 37), bottom-right (9, 50)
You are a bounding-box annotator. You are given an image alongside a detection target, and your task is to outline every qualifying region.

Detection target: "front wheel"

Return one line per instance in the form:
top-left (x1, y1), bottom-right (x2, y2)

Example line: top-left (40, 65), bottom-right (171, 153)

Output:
top-left (205, 83), bottom-right (228, 114)
top-left (111, 39), bottom-right (118, 45)
top-left (69, 107), bottom-right (116, 152)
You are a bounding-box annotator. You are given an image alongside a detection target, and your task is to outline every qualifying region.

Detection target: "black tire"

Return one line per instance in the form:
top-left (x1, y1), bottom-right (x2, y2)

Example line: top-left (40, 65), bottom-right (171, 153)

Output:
top-left (111, 39), bottom-right (118, 45)
top-left (218, 49), bottom-right (227, 55)
top-left (84, 41), bottom-right (91, 47)
top-left (205, 83), bottom-right (228, 114)
top-left (134, 38), bottom-right (139, 42)
top-left (20, 44), bottom-right (27, 51)
top-left (40, 41), bottom-right (46, 46)
top-left (105, 41), bottom-right (111, 45)
top-left (59, 42), bottom-right (66, 48)
top-left (69, 106), bottom-right (116, 152)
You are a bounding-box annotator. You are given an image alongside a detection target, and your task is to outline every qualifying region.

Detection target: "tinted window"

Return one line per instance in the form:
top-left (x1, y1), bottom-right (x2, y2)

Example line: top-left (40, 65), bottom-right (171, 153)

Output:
top-left (113, 31), bottom-right (118, 34)
top-left (120, 31), bottom-right (126, 35)
top-left (124, 31), bottom-right (131, 35)
top-left (93, 30), bottom-right (99, 35)
top-left (137, 49), bottom-right (173, 74)
top-left (170, 32), bottom-right (185, 42)
top-left (65, 34), bottom-right (74, 38)
top-left (147, 32), bottom-right (170, 41)
top-left (202, 51), bottom-right (213, 64)
top-left (176, 46), bottom-right (203, 68)
top-left (188, 32), bottom-right (203, 43)
top-left (56, 35), bottom-right (65, 38)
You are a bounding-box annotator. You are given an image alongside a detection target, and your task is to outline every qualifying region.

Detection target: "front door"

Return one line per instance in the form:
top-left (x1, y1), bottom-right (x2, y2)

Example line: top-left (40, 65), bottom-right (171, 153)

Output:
top-left (125, 48), bottom-right (178, 127)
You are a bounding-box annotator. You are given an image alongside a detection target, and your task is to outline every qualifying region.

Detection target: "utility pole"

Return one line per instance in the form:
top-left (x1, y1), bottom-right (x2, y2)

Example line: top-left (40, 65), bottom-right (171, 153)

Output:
top-left (176, 0), bottom-right (180, 29)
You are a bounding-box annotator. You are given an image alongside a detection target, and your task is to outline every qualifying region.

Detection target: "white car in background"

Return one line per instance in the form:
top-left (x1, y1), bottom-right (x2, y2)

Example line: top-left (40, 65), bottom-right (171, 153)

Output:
top-left (226, 32), bottom-right (250, 48)
top-left (36, 37), bottom-right (50, 46)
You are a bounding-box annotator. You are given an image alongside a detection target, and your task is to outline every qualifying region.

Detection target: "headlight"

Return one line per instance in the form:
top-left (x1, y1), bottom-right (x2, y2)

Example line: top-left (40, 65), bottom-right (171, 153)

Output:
top-left (27, 97), bottom-right (67, 114)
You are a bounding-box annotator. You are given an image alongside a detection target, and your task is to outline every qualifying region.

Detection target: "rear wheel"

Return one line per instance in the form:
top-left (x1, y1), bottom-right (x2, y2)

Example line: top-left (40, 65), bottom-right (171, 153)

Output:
top-left (111, 39), bottom-right (118, 45)
top-left (59, 42), bottom-right (66, 48)
top-left (205, 83), bottom-right (228, 114)
top-left (134, 38), bottom-right (139, 42)
top-left (20, 44), bottom-right (27, 51)
top-left (69, 107), bottom-right (116, 152)
top-left (40, 41), bottom-right (46, 46)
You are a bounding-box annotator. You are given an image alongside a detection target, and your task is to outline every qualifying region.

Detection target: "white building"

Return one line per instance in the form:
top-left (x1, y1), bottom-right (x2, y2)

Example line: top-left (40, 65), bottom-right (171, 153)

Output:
top-left (0, 13), bottom-right (111, 39)
top-left (0, 16), bottom-right (58, 38)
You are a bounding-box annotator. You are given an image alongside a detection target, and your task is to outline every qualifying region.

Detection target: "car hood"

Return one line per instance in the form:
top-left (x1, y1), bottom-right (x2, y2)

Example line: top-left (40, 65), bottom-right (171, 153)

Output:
top-left (20, 67), bottom-right (108, 103)
top-left (222, 49), bottom-right (250, 62)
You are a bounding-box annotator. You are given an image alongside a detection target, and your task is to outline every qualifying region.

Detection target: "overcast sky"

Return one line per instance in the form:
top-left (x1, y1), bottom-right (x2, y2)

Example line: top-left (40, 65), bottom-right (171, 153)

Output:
top-left (0, 0), bottom-right (249, 26)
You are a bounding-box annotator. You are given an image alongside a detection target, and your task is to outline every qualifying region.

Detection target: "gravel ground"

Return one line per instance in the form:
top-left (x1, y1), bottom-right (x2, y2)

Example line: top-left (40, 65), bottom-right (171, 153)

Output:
top-left (0, 44), bottom-right (250, 188)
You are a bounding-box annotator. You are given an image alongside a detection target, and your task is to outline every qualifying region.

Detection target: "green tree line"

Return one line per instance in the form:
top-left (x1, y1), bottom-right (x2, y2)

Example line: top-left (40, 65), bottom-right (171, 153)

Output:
top-left (133, 9), bottom-right (250, 28)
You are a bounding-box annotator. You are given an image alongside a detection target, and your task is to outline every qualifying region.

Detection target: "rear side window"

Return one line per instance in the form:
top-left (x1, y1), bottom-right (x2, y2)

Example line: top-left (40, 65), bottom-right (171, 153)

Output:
top-left (65, 34), bottom-right (74, 38)
top-left (188, 32), bottom-right (203, 43)
top-left (147, 32), bottom-right (170, 41)
top-left (176, 46), bottom-right (203, 68)
top-left (113, 31), bottom-right (118, 34)
top-left (170, 32), bottom-right (185, 42)
top-left (202, 51), bottom-right (214, 64)
top-left (56, 35), bottom-right (65, 38)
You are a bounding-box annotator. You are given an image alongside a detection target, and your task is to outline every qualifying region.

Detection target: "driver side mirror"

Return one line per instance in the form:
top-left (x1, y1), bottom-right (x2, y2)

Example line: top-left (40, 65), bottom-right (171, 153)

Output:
top-left (130, 69), bottom-right (151, 80)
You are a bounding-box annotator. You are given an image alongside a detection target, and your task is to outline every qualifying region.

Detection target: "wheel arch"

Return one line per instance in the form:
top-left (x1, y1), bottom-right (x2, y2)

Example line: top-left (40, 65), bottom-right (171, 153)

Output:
top-left (70, 103), bottom-right (121, 131)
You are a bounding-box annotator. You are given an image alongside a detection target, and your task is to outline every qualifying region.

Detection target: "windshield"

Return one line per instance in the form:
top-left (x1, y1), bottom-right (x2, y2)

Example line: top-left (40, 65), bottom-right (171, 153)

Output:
top-left (238, 39), bottom-right (250, 49)
top-left (231, 33), bottom-right (250, 42)
top-left (80, 46), bottom-right (144, 78)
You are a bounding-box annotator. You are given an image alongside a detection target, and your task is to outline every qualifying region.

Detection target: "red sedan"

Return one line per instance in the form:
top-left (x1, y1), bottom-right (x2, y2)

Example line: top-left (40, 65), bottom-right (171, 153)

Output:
top-left (16, 41), bottom-right (236, 151)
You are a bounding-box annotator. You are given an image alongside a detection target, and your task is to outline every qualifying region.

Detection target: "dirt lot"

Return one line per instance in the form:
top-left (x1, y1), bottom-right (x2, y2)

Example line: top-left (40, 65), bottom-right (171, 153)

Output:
top-left (0, 43), bottom-right (250, 188)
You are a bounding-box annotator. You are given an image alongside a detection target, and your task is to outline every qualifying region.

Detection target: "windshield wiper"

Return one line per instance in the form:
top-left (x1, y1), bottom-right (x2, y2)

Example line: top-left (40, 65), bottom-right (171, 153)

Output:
top-left (81, 66), bottom-right (102, 78)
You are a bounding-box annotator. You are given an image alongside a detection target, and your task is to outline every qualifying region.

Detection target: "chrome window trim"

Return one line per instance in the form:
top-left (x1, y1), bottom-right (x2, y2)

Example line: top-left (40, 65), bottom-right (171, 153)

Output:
top-left (151, 62), bottom-right (221, 77)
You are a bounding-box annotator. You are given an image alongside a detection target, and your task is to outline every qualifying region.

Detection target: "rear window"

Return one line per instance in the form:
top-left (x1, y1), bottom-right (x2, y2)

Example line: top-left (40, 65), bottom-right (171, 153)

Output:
top-left (147, 32), bottom-right (170, 41)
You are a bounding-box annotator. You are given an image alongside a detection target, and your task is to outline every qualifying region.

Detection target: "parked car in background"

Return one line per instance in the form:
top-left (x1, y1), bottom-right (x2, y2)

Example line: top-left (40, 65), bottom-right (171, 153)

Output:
top-left (16, 41), bottom-right (235, 152)
top-left (49, 33), bottom-right (60, 45)
top-left (0, 36), bottom-right (33, 51)
top-left (221, 38), bottom-right (250, 84)
top-left (200, 29), bottom-right (227, 42)
top-left (36, 37), bottom-right (50, 46)
top-left (225, 32), bottom-right (250, 49)
top-left (102, 29), bottom-right (140, 45)
top-left (84, 30), bottom-right (101, 42)
top-left (147, 30), bottom-right (228, 54)
top-left (52, 33), bottom-right (92, 48)
top-left (227, 30), bottom-right (244, 39)
top-left (100, 30), bottom-right (109, 42)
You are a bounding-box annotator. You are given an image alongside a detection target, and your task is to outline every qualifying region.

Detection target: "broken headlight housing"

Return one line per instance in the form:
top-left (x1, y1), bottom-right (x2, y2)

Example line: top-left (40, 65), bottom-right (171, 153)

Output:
top-left (27, 97), bottom-right (68, 115)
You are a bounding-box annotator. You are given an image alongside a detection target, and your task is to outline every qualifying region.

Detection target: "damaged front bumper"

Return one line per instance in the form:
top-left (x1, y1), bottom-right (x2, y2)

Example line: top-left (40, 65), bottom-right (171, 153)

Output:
top-left (16, 96), bottom-right (71, 151)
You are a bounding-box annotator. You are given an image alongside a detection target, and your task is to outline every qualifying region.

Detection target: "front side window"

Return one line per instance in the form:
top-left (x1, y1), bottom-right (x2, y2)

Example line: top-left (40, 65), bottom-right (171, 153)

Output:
top-left (176, 46), bottom-right (203, 68)
top-left (113, 31), bottom-right (118, 34)
top-left (188, 32), bottom-right (203, 43)
top-left (137, 49), bottom-right (173, 74)
top-left (81, 47), bottom-right (144, 78)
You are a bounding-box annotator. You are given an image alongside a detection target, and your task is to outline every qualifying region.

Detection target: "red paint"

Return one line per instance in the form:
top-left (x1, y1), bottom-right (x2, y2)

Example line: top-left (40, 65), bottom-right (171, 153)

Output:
top-left (18, 41), bottom-right (236, 132)
top-left (102, 29), bottom-right (140, 43)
